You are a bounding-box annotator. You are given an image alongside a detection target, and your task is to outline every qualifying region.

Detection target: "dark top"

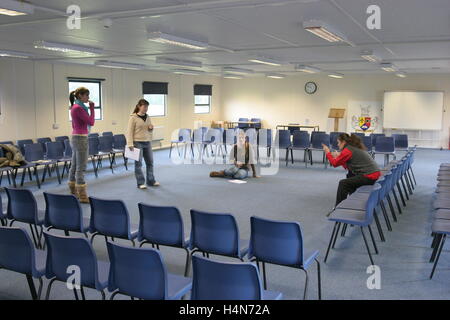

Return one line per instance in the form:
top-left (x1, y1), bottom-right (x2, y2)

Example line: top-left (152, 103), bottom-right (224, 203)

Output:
top-left (137, 114), bottom-right (148, 122)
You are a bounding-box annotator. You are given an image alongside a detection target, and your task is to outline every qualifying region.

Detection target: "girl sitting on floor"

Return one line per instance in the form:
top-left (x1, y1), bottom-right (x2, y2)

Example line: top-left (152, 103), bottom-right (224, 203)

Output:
top-left (210, 131), bottom-right (259, 179)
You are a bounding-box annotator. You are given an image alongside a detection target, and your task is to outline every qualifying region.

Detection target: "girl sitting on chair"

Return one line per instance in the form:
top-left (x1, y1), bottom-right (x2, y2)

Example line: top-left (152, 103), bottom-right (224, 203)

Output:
top-left (210, 131), bottom-right (259, 180)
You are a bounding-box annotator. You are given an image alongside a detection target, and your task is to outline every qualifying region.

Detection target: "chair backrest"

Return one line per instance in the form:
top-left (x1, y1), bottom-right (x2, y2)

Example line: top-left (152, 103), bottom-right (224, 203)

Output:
top-left (107, 242), bottom-right (168, 300)
top-left (292, 130), bottom-right (310, 149)
top-left (330, 132), bottom-right (345, 150)
top-left (392, 134), bottom-right (408, 149)
top-left (351, 132), bottom-right (365, 138)
top-left (248, 216), bottom-right (304, 266)
top-left (44, 192), bottom-right (84, 232)
top-left (375, 137), bottom-right (395, 153)
top-left (88, 133), bottom-right (99, 138)
top-left (204, 129), bottom-right (222, 144)
top-left (63, 139), bottom-right (73, 157)
top-left (45, 141), bottom-right (64, 160)
top-left (55, 136), bottom-right (69, 143)
top-left (98, 136), bottom-right (113, 153)
top-left (276, 130), bottom-right (291, 149)
top-left (287, 124), bottom-right (299, 135)
top-left (362, 136), bottom-right (373, 150)
top-left (44, 232), bottom-right (99, 288)
top-left (193, 128), bottom-right (205, 143)
top-left (102, 131), bottom-right (113, 136)
top-left (178, 129), bottom-right (192, 143)
top-left (0, 141), bottom-right (14, 145)
top-left (0, 226), bottom-right (37, 276)
top-left (257, 129), bottom-right (272, 147)
top-left (113, 134), bottom-right (126, 150)
top-left (238, 118), bottom-right (249, 129)
top-left (5, 188), bottom-right (39, 224)
top-left (224, 129), bottom-right (237, 145)
top-left (24, 143), bottom-right (45, 162)
top-left (191, 255), bottom-right (262, 300)
top-left (138, 204), bottom-right (185, 247)
top-left (310, 132), bottom-right (330, 148)
top-left (37, 137), bottom-right (52, 153)
top-left (364, 183), bottom-right (382, 223)
top-left (370, 133), bottom-right (385, 147)
top-left (89, 197), bottom-right (132, 239)
top-left (88, 137), bottom-right (99, 156)
top-left (17, 139), bottom-right (34, 154)
top-left (190, 209), bottom-right (241, 257)
top-left (250, 118), bottom-right (261, 129)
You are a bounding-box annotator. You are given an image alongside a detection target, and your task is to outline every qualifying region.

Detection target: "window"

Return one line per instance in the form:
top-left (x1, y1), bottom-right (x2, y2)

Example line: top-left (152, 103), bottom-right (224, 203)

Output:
top-left (194, 84), bottom-right (212, 114)
top-left (194, 95), bottom-right (211, 114)
top-left (143, 94), bottom-right (167, 117)
top-left (142, 81), bottom-right (168, 117)
top-left (68, 79), bottom-right (103, 120)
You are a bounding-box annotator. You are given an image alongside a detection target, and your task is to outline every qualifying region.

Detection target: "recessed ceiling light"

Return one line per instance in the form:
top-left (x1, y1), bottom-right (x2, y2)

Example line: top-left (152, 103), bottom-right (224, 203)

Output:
top-left (155, 57), bottom-right (202, 68)
top-left (303, 20), bottom-right (346, 43)
top-left (94, 60), bottom-right (145, 70)
top-left (396, 71), bottom-right (407, 78)
top-left (295, 65), bottom-right (321, 73)
top-left (34, 41), bottom-right (103, 56)
top-left (173, 69), bottom-right (204, 75)
top-left (266, 73), bottom-right (285, 79)
top-left (0, 50), bottom-right (32, 58)
top-left (148, 31), bottom-right (208, 50)
top-left (0, 0), bottom-right (34, 16)
top-left (223, 67), bottom-right (253, 75)
top-left (361, 50), bottom-right (381, 62)
top-left (328, 72), bottom-right (344, 79)
top-left (380, 63), bottom-right (398, 72)
top-left (248, 57), bottom-right (281, 66)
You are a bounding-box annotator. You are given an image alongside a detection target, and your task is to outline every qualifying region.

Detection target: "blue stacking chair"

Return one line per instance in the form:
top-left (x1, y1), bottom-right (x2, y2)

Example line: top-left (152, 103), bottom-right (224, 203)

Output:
top-left (0, 147), bottom-right (16, 188)
top-left (287, 124), bottom-right (300, 135)
top-left (18, 144), bottom-right (42, 188)
top-left (138, 204), bottom-right (191, 276)
top-left (102, 131), bottom-right (113, 136)
top-left (89, 197), bottom-right (138, 246)
top-left (112, 134), bottom-right (128, 170)
top-left (17, 139), bottom-right (33, 155)
top-left (330, 132), bottom-right (344, 151)
top-left (170, 128), bottom-right (192, 158)
top-left (247, 216), bottom-right (321, 300)
top-left (202, 128), bottom-right (222, 157)
top-left (191, 256), bottom-right (282, 300)
top-left (107, 242), bottom-right (192, 300)
top-left (191, 128), bottom-right (205, 159)
top-left (370, 133), bottom-right (385, 148)
top-left (275, 130), bottom-right (291, 166)
top-left (309, 132), bottom-right (330, 167)
top-left (223, 129), bottom-right (237, 153)
top-left (0, 193), bottom-right (7, 226)
top-left (24, 143), bottom-right (60, 186)
top-left (55, 136), bottom-right (69, 143)
top-left (46, 141), bottom-right (71, 179)
top-left (289, 130), bottom-right (310, 167)
top-left (36, 137), bottom-right (52, 155)
top-left (88, 137), bottom-right (101, 177)
top-left (362, 135), bottom-right (373, 154)
top-left (63, 139), bottom-right (72, 158)
top-left (5, 187), bottom-right (45, 249)
top-left (351, 132), bottom-right (365, 138)
top-left (392, 134), bottom-right (409, 151)
top-left (189, 209), bottom-right (248, 263)
top-left (238, 118), bottom-right (249, 129)
top-left (44, 232), bottom-right (109, 300)
top-left (88, 133), bottom-right (99, 138)
top-left (257, 128), bottom-right (272, 158)
top-left (44, 193), bottom-right (90, 236)
top-left (0, 226), bottom-right (46, 300)
top-left (0, 140), bottom-right (14, 145)
top-left (98, 136), bottom-right (115, 173)
top-left (374, 137), bottom-right (396, 167)
top-left (325, 184), bottom-right (381, 265)
top-left (250, 118), bottom-right (261, 129)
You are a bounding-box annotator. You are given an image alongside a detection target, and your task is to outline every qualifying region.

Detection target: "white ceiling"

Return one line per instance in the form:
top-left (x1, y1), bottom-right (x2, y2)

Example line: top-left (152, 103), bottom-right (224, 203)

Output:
top-left (1, 0), bottom-right (449, 76)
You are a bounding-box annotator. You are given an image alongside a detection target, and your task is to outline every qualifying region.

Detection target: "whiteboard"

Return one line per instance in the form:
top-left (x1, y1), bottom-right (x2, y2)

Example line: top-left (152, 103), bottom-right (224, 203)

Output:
top-left (383, 91), bottom-right (444, 130)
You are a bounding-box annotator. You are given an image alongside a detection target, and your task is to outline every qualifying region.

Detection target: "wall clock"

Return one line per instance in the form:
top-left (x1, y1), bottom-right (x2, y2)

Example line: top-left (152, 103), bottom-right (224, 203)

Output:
top-left (305, 81), bottom-right (317, 94)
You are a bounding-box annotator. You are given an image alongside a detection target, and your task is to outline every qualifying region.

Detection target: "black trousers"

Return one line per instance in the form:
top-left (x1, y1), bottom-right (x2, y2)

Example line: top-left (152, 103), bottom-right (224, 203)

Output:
top-left (335, 175), bottom-right (376, 206)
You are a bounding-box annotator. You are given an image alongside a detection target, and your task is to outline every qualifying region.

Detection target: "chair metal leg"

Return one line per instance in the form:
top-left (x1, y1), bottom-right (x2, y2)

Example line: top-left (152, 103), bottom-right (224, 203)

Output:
top-left (100, 290), bottom-right (106, 300)
top-left (45, 278), bottom-right (57, 300)
top-left (381, 199), bottom-right (396, 223)
top-left (315, 258), bottom-right (322, 300)
top-left (391, 189), bottom-right (402, 214)
top-left (360, 227), bottom-right (374, 265)
top-left (301, 269), bottom-right (308, 300)
top-left (80, 286), bottom-right (86, 300)
top-left (262, 262), bottom-right (268, 290)
top-left (169, 143), bottom-right (173, 158)
top-left (73, 288), bottom-right (80, 300)
top-left (397, 182), bottom-right (407, 206)
top-left (34, 167), bottom-right (41, 189)
top-left (406, 170), bottom-right (415, 190)
top-left (373, 211), bottom-right (385, 242)
top-left (386, 194), bottom-right (397, 219)
top-left (410, 167), bottom-right (417, 185)
top-left (430, 234), bottom-right (442, 263)
top-left (430, 234), bottom-right (446, 279)
top-left (367, 225), bottom-right (379, 254)
top-left (184, 248), bottom-right (191, 277)
top-left (332, 223), bottom-right (342, 249)
top-left (324, 222), bottom-right (338, 263)
top-left (26, 275), bottom-right (39, 300)
top-left (380, 203), bottom-right (393, 231)
top-left (401, 177), bottom-right (409, 200)
top-left (29, 224), bottom-right (39, 249)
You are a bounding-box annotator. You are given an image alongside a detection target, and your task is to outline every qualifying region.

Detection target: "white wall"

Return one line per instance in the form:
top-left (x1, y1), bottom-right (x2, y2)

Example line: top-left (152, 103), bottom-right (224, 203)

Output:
top-left (221, 73), bottom-right (450, 148)
top-left (0, 59), bottom-right (221, 147)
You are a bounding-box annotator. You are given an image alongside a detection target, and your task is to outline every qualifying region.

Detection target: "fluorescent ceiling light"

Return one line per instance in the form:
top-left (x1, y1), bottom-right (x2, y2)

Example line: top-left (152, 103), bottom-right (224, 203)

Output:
top-left (249, 57), bottom-right (281, 66)
top-left (0, 49), bottom-right (32, 58)
top-left (266, 73), bottom-right (285, 79)
top-left (34, 41), bottom-right (103, 56)
top-left (0, 0), bottom-right (34, 16)
top-left (396, 71), bottom-right (407, 78)
top-left (148, 31), bottom-right (208, 50)
top-left (303, 20), bottom-right (346, 43)
top-left (155, 57), bottom-right (202, 68)
top-left (328, 72), bottom-right (344, 79)
top-left (223, 66), bottom-right (253, 75)
top-left (360, 50), bottom-right (381, 62)
top-left (173, 69), bottom-right (204, 75)
top-left (380, 63), bottom-right (398, 72)
top-left (295, 65), bottom-right (320, 73)
top-left (224, 75), bottom-right (243, 79)
top-left (94, 60), bottom-right (145, 70)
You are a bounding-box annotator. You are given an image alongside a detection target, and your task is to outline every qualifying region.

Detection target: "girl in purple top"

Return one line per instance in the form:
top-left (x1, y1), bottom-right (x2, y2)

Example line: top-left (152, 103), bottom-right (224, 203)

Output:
top-left (68, 87), bottom-right (95, 203)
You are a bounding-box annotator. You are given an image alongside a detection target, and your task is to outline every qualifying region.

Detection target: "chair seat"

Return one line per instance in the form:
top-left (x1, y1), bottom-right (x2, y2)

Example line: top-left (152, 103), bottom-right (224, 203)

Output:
top-left (329, 208), bottom-right (369, 226)
top-left (373, 151), bottom-right (395, 155)
top-left (167, 273), bottom-right (192, 300)
top-left (435, 209), bottom-right (450, 220)
top-left (112, 149), bottom-right (124, 153)
top-left (262, 290), bottom-right (283, 300)
top-left (436, 187), bottom-right (450, 193)
top-left (130, 225), bottom-right (139, 240)
top-left (98, 151), bottom-right (112, 156)
top-left (239, 239), bottom-right (249, 258)
top-left (434, 199), bottom-right (450, 209)
top-left (355, 185), bottom-right (374, 193)
top-left (290, 146), bottom-right (309, 150)
top-left (97, 260), bottom-right (110, 290)
top-left (432, 219), bottom-right (450, 234)
top-left (33, 249), bottom-right (47, 278)
top-left (337, 198), bottom-right (367, 211)
top-left (0, 166), bottom-right (13, 172)
top-left (438, 181), bottom-right (450, 187)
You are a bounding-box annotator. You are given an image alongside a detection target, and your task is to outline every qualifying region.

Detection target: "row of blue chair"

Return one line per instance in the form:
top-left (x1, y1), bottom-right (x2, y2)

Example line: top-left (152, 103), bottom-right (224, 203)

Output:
top-left (428, 163), bottom-right (450, 279)
top-left (0, 188), bottom-right (321, 299)
top-left (237, 118), bottom-right (262, 129)
top-left (324, 148), bottom-right (417, 265)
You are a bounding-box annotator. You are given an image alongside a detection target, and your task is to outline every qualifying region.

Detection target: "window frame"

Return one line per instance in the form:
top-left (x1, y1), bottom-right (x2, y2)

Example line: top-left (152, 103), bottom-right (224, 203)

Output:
top-left (194, 94), bottom-right (212, 114)
top-left (68, 79), bottom-right (103, 120)
top-left (143, 93), bottom-right (167, 117)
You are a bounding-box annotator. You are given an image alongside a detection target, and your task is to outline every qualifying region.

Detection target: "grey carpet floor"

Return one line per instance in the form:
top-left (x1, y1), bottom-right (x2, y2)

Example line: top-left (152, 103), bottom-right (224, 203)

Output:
top-left (0, 147), bottom-right (448, 300)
